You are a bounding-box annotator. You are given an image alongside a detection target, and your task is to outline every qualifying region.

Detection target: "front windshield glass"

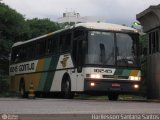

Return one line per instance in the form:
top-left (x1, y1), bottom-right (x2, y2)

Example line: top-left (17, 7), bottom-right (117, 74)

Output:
top-left (85, 31), bottom-right (115, 65)
top-left (116, 33), bottom-right (138, 66)
top-left (85, 31), bottom-right (139, 67)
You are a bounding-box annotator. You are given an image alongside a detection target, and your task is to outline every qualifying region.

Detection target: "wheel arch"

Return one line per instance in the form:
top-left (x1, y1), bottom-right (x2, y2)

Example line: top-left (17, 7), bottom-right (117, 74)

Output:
top-left (19, 77), bottom-right (25, 90)
top-left (61, 72), bottom-right (71, 90)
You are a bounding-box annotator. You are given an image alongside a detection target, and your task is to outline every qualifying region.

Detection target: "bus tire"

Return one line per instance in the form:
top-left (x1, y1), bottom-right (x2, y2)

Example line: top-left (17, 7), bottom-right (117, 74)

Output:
top-left (61, 76), bottom-right (73, 99)
top-left (108, 93), bottom-right (119, 101)
top-left (19, 80), bottom-right (27, 98)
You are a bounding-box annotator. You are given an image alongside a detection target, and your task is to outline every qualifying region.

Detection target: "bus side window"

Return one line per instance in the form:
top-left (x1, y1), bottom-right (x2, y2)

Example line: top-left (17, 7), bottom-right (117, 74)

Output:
top-left (36, 39), bottom-right (45, 57)
top-left (72, 40), bottom-right (77, 65)
top-left (60, 33), bottom-right (71, 53)
top-left (26, 45), bottom-right (31, 60)
top-left (73, 30), bottom-right (84, 38)
top-left (20, 43), bottom-right (35, 61)
top-left (15, 49), bottom-right (19, 62)
top-left (42, 40), bottom-right (46, 56)
top-left (16, 47), bottom-right (26, 62)
top-left (11, 48), bottom-right (17, 63)
top-left (60, 36), bottom-right (65, 52)
top-left (46, 39), bottom-right (51, 54)
top-left (65, 34), bottom-right (71, 51)
top-left (20, 46), bottom-right (26, 61)
top-left (11, 51), bottom-right (14, 63)
top-left (46, 36), bottom-right (59, 55)
top-left (11, 49), bottom-right (15, 63)
top-left (52, 37), bottom-right (59, 54)
top-left (30, 43), bottom-right (36, 59)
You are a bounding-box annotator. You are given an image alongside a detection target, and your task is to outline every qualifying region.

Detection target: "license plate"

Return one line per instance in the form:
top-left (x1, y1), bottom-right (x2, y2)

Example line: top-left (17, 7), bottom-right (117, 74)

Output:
top-left (112, 83), bottom-right (120, 87)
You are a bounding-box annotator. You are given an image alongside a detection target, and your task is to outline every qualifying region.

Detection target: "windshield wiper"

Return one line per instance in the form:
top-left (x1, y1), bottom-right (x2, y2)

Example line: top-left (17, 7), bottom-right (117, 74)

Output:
top-left (99, 43), bottom-right (105, 63)
top-left (117, 56), bottom-right (134, 66)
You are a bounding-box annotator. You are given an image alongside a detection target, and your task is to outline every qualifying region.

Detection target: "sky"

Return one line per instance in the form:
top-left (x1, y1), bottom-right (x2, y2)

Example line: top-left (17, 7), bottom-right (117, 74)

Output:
top-left (2, 0), bottom-right (160, 26)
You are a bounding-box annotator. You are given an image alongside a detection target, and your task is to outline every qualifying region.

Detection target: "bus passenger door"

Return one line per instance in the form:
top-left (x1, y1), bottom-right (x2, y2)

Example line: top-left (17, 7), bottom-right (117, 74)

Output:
top-left (72, 38), bottom-right (85, 92)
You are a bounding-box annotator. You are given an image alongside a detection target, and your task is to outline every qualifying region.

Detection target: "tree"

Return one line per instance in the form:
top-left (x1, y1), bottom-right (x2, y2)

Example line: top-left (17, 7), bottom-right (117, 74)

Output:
top-left (0, 3), bottom-right (28, 74)
top-left (26, 18), bottom-right (61, 39)
top-left (0, 3), bottom-right (62, 75)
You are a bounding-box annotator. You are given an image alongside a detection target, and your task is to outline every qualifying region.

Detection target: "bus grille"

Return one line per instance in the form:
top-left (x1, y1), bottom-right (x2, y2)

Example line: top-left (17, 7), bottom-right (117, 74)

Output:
top-left (102, 75), bottom-right (128, 79)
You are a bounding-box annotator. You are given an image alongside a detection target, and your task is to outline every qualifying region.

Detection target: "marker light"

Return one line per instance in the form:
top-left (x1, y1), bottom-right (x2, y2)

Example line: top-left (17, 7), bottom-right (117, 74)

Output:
top-left (134, 84), bottom-right (139, 89)
top-left (90, 82), bottom-right (95, 87)
top-left (129, 76), bottom-right (141, 81)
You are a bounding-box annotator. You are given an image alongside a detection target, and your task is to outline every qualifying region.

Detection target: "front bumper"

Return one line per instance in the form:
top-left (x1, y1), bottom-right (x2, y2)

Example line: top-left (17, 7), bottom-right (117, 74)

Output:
top-left (84, 79), bottom-right (140, 95)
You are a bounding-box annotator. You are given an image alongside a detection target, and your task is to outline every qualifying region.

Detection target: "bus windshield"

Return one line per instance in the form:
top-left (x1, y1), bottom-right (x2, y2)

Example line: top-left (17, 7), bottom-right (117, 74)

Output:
top-left (85, 31), bottom-right (139, 67)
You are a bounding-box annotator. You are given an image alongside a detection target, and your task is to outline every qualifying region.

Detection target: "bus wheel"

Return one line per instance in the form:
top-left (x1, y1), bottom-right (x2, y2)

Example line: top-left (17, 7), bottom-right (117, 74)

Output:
top-left (19, 81), bottom-right (26, 98)
top-left (108, 93), bottom-right (119, 101)
top-left (61, 78), bottom-right (73, 99)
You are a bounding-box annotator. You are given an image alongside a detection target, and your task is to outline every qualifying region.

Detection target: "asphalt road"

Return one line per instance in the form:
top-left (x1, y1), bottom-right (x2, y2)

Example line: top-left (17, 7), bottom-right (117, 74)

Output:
top-left (0, 98), bottom-right (160, 120)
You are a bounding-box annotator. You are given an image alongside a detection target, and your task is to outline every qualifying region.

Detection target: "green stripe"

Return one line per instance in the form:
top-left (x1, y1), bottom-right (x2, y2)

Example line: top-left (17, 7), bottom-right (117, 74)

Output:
top-left (43, 56), bottom-right (59, 91)
top-left (122, 69), bottom-right (131, 76)
top-left (114, 69), bottom-right (132, 76)
top-left (37, 58), bottom-right (52, 91)
top-left (44, 72), bottom-right (55, 91)
top-left (43, 57), bottom-right (52, 71)
top-left (114, 69), bottom-right (123, 76)
top-left (38, 73), bottom-right (48, 91)
top-left (48, 56), bottom-right (59, 71)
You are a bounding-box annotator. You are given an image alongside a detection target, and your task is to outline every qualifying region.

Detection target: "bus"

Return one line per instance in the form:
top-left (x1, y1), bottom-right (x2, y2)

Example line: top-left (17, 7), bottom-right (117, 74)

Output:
top-left (9, 22), bottom-right (141, 100)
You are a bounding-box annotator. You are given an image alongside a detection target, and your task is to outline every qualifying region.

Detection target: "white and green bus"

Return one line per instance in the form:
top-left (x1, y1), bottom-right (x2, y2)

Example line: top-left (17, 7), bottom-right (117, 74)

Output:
top-left (9, 22), bottom-right (141, 100)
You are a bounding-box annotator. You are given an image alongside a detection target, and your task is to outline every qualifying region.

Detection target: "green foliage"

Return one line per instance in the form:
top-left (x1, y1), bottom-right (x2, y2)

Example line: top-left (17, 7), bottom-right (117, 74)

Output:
top-left (139, 34), bottom-right (148, 96)
top-left (139, 34), bottom-right (148, 64)
top-left (139, 34), bottom-right (148, 49)
top-left (0, 3), bottom-right (28, 74)
top-left (0, 3), bottom-right (29, 41)
top-left (0, 3), bottom-right (62, 75)
top-left (26, 18), bottom-right (61, 39)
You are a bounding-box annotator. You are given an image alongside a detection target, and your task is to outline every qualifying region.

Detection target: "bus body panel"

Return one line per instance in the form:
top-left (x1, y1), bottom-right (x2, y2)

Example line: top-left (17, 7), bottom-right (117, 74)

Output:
top-left (50, 70), bottom-right (66, 91)
top-left (50, 54), bottom-right (76, 91)
top-left (9, 55), bottom-right (141, 94)
top-left (10, 56), bottom-right (59, 92)
top-left (50, 54), bottom-right (84, 92)
top-left (50, 69), bottom-right (84, 92)
top-left (10, 73), bottom-right (41, 92)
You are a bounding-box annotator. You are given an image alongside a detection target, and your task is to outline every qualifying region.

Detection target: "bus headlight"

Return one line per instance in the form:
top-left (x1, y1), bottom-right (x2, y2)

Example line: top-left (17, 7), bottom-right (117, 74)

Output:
top-left (90, 74), bottom-right (101, 79)
top-left (129, 76), bottom-right (141, 81)
top-left (90, 82), bottom-right (95, 87)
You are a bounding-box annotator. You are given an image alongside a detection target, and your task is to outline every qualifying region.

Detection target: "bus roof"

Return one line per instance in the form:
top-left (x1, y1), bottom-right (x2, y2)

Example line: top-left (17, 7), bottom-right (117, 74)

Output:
top-left (12, 22), bottom-right (138, 47)
top-left (75, 22), bottom-right (138, 33)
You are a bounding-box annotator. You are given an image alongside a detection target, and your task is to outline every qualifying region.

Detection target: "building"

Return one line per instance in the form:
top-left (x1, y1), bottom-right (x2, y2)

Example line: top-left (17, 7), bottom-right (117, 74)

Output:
top-left (57, 11), bottom-right (105, 24)
top-left (137, 4), bottom-right (160, 99)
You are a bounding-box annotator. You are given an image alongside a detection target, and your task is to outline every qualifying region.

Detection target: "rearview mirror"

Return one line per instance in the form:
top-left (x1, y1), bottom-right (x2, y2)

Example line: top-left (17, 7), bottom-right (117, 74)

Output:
top-left (77, 40), bottom-right (87, 73)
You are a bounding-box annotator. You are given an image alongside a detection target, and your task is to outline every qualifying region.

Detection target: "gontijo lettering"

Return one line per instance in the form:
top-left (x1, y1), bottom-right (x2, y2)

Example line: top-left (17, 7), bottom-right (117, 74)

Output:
top-left (10, 66), bottom-right (18, 72)
top-left (10, 63), bottom-right (35, 73)
top-left (19, 63), bottom-right (35, 71)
